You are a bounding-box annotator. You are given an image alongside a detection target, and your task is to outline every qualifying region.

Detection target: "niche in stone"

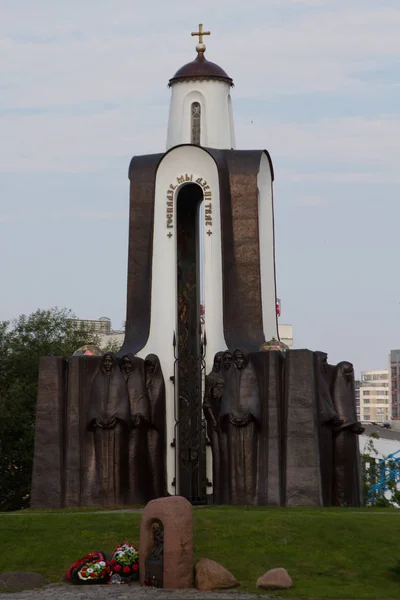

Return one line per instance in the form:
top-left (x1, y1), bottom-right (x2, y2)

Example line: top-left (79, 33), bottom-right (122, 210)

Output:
top-left (144, 519), bottom-right (164, 587)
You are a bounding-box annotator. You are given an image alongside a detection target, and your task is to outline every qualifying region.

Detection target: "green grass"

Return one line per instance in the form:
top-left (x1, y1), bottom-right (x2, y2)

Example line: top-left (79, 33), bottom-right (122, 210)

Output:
top-left (1, 507), bottom-right (400, 597)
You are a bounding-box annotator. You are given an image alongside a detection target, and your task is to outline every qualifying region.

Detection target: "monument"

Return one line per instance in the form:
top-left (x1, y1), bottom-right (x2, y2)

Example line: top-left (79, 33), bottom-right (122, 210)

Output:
top-left (31, 25), bottom-right (364, 509)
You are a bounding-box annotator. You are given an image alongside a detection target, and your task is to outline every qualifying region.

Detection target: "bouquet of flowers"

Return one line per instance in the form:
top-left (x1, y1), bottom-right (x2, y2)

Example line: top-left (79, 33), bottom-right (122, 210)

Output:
top-left (66, 551), bottom-right (111, 585)
top-left (111, 542), bottom-right (140, 581)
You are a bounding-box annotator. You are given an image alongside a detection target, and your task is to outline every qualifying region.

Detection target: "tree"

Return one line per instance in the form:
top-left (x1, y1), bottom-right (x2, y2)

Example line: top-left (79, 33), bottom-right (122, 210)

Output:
top-left (361, 432), bottom-right (400, 507)
top-left (0, 308), bottom-right (100, 511)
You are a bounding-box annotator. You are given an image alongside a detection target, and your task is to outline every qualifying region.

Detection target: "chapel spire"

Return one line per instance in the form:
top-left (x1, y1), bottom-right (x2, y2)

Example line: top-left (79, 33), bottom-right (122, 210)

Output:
top-left (166, 25), bottom-right (235, 150)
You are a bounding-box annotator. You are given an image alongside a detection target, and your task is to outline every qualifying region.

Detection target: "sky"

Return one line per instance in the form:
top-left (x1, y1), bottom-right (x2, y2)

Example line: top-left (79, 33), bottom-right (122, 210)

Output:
top-left (1, 0), bottom-right (400, 375)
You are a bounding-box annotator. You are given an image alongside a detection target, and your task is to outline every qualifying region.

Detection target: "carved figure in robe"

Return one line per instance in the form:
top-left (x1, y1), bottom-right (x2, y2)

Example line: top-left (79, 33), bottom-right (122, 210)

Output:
top-left (121, 354), bottom-right (151, 504)
top-left (333, 361), bottom-right (364, 434)
top-left (149, 520), bottom-right (164, 561)
top-left (331, 361), bottom-right (364, 507)
top-left (203, 354), bottom-right (225, 503)
top-left (314, 351), bottom-right (341, 506)
top-left (219, 349), bottom-right (261, 505)
top-left (314, 351), bottom-right (341, 426)
top-left (216, 350), bottom-right (233, 503)
top-left (144, 354), bottom-right (167, 499)
top-left (204, 352), bottom-right (224, 404)
top-left (85, 352), bottom-right (131, 506)
top-left (222, 351), bottom-right (233, 377)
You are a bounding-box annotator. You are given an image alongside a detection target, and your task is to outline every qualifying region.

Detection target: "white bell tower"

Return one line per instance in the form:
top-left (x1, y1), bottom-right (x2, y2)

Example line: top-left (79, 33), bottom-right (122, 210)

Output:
top-left (166, 24), bottom-right (236, 150)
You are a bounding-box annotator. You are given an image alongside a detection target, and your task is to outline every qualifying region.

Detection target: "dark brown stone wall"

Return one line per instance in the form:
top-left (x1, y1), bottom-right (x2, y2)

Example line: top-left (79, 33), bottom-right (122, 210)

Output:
top-left (31, 356), bottom-right (66, 509)
top-left (284, 350), bottom-right (323, 506)
top-left (64, 356), bottom-right (101, 507)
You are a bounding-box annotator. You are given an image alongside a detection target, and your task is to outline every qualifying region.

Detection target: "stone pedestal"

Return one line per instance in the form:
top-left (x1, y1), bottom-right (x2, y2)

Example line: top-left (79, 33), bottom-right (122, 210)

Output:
top-left (140, 496), bottom-right (193, 589)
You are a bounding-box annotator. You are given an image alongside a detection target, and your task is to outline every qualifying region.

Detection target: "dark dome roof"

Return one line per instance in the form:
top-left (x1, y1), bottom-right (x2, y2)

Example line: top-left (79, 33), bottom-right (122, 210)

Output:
top-left (169, 52), bottom-right (233, 86)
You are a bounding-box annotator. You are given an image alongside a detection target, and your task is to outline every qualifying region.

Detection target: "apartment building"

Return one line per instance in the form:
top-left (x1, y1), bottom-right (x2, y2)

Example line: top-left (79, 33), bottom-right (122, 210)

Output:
top-left (389, 350), bottom-right (400, 420)
top-left (359, 370), bottom-right (390, 423)
top-left (355, 379), bottom-right (360, 421)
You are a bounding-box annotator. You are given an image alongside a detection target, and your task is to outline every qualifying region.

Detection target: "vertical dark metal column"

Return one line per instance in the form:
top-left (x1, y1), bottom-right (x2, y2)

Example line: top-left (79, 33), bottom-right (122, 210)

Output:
top-left (176, 184), bottom-right (206, 504)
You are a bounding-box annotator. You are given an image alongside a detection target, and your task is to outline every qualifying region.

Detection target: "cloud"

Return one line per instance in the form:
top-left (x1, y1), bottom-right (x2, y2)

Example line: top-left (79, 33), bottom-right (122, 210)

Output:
top-left (237, 116), bottom-right (400, 181)
top-left (2, 2), bottom-right (400, 111)
top-left (1, 0), bottom-right (399, 376)
top-left (71, 210), bottom-right (128, 220)
top-left (293, 195), bottom-right (329, 207)
top-left (0, 0), bottom-right (399, 183)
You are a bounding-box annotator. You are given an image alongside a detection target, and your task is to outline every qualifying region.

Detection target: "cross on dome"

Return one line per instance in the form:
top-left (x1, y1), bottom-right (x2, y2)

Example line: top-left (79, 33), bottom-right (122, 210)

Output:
top-left (191, 23), bottom-right (210, 53)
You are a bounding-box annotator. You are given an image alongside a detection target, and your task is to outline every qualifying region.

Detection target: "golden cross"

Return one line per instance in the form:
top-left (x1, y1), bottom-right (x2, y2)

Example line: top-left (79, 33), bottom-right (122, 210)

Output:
top-left (191, 23), bottom-right (211, 45)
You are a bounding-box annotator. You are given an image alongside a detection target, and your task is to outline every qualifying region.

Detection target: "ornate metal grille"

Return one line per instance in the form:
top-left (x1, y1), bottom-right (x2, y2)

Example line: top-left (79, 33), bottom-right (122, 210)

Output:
top-left (175, 184), bottom-right (207, 504)
top-left (191, 102), bottom-right (201, 145)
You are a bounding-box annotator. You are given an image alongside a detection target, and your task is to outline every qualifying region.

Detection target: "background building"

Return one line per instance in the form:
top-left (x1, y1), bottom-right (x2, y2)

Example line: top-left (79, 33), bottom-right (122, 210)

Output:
top-left (278, 324), bottom-right (293, 349)
top-left (389, 350), bottom-right (400, 421)
top-left (72, 317), bottom-right (294, 351)
top-left (359, 370), bottom-right (390, 424)
top-left (70, 316), bottom-right (112, 335)
top-left (355, 379), bottom-right (360, 421)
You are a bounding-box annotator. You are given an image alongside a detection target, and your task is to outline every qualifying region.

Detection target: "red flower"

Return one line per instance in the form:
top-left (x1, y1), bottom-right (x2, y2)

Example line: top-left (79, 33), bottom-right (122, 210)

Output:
top-left (90, 573), bottom-right (95, 578)
top-left (133, 564), bottom-right (139, 571)
top-left (111, 559), bottom-right (116, 565)
top-left (114, 565), bottom-right (121, 572)
top-left (123, 566), bottom-right (130, 574)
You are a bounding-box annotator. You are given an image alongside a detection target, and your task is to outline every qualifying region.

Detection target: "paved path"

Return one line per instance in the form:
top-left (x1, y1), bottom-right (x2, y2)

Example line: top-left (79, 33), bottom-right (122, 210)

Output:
top-left (0, 509), bottom-right (145, 516)
top-left (1, 584), bottom-right (259, 599)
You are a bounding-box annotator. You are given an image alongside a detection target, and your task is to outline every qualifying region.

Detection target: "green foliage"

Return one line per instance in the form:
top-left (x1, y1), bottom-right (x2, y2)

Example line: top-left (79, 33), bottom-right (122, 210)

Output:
top-left (0, 308), bottom-right (100, 512)
top-left (361, 433), bottom-right (400, 507)
top-left (101, 337), bottom-right (121, 354)
top-left (0, 508), bottom-right (400, 596)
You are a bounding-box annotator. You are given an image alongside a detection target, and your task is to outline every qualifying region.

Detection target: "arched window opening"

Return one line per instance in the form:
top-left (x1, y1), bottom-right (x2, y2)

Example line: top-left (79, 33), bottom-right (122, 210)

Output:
top-left (191, 102), bottom-right (201, 145)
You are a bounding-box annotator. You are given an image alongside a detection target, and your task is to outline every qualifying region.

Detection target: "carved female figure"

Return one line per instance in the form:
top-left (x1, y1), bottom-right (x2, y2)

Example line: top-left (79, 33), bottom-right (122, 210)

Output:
top-left (85, 352), bottom-right (131, 505)
top-left (331, 361), bottom-right (364, 507)
top-left (314, 351), bottom-right (341, 506)
top-left (314, 351), bottom-right (340, 426)
top-left (203, 354), bottom-right (225, 503)
top-left (145, 354), bottom-right (167, 499)
top-left (219, 349), bottom-right (261, 505)
top-left (204, 352), bottom-right (224, 410)
top-left (222, 351), bottom-right (233, 377)
top-left (122, 354), bottom-right (151, 503)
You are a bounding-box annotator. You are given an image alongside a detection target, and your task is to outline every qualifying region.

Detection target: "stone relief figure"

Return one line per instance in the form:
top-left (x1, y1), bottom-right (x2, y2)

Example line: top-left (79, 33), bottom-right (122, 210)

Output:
top-left (144, 519), bottom-right (164, 587)
top-left (314, 351), bottom-right (341, 426)
top-left (222, 350), bottom-right (233, 378)
top-left (314, 351), bottom-right (340, 506)
top-left (203, 353), bottom-right (225, 503)
top-left (145, 354), bottom-right (167, 499)
top-left (85, 352), bottom-right (131, 505)
top-left (219, 349), bottom-right (261, 505)
top-left (331, 361), bottom-right (364, 507)
top-left (149, 520), bottom-right (164, 560)
top-left (332, 361), bottom-right (364, 434)
top-left (121, 354), bottom-right (151, 504)
top-left (204, 352), bottom-right (224, 402)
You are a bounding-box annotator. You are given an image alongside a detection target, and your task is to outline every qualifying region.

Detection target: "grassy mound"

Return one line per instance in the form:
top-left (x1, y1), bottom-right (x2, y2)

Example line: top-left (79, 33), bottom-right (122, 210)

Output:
top-left (1, 507), bottom-right (400, 597)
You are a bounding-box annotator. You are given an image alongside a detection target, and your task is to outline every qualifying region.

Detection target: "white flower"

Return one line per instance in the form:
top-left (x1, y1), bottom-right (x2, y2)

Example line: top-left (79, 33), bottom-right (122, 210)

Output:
top-left (87, 568), bottom-right (93, 574)
top-left (99, 561), bottom-right (106, 567)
